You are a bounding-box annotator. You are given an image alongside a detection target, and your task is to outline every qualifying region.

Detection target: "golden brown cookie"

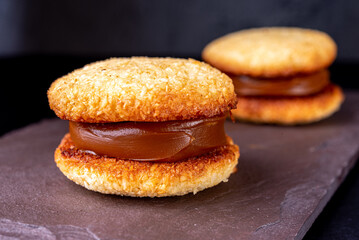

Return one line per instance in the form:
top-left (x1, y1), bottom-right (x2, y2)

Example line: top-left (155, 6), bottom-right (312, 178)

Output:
top-left (202, 27), bottom-right (337, 77)
top-left (48, 57), bottom-right (240, 197)
top-left (48, 57), bottom-right (237, 123)
top-left (55, 134), bottom-right (239, 197)
top-left (231, 84), bottom-right (344, 125)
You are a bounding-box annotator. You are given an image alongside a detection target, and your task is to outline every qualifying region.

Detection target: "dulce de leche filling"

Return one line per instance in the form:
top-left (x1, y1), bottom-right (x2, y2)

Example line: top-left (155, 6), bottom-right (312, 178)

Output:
top-left (231, 69), bottom-right (330, 97)
top-left (69, 115), bottom-right (228, 162)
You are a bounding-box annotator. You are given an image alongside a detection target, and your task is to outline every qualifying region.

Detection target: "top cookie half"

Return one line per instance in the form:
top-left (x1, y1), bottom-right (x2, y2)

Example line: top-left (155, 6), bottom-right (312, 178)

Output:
top-left (48, 57), bottom-right (237, 123)
top-left (202, 27), bottom-right (337, 77)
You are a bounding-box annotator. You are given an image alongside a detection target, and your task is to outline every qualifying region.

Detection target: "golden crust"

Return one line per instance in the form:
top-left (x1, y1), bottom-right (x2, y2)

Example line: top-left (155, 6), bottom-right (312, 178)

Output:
top-left (202, 27), bottom-right (337, 77)
top-left (231, 84), bottom-right (344, 125)
top-left (54, 134), bottom-right (239, 197)
top-left (48, 57), bottom-right (237, 123)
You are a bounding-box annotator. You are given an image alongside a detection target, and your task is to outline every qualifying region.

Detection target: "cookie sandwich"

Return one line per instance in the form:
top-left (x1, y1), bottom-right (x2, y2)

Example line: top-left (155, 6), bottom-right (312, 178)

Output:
top-left (48, 57), bottom-right (239, 197)
top-left (202, 27), bottom-right (344, 125)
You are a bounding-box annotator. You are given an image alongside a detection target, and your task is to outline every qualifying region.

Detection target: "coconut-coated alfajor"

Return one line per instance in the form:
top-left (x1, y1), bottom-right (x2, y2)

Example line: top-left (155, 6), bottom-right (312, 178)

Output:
top-left (202, 27), bottom-right (344, 125)
top-left (47, 57), bottom-right (239, 197)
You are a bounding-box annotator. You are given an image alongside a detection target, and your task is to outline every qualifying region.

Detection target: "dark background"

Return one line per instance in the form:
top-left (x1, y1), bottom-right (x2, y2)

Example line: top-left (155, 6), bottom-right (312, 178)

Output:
top-left (1, 1), bottom-right (358, 239)
top-left (1, 0), bottom-right (359, 60)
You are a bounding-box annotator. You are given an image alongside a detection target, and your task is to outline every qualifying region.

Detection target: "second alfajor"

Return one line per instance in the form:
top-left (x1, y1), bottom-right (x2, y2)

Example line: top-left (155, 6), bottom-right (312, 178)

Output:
top-left (202, 27), bottom-right (344, 125)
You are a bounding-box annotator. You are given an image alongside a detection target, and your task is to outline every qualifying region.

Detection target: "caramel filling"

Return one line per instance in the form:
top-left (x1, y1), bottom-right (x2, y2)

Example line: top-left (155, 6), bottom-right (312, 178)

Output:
top-left (69, 115), bottom-right (228, 162)
top-left (231, 70), bottom-right (330, 97)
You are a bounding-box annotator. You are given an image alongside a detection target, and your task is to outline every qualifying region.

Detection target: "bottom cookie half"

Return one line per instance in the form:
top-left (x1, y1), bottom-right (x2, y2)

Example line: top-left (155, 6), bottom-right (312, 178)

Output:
top-left (55, 134), bottom-right (239, 197)
top-left (232, 84), bottom-right (344, 125)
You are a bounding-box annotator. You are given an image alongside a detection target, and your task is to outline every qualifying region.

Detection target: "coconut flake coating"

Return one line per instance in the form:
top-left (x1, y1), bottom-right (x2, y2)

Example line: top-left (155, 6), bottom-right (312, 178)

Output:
top-left (48, 57), bottom-right (237, 122)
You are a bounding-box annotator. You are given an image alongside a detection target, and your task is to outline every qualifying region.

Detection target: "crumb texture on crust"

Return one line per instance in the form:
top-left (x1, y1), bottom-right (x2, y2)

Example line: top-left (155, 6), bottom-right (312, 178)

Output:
top-left (202, 27), bottom-right (337, 77)
top-left (54, 134), bottom-right (239, 197)
top-left (232, 84), bottom-right (344, 125)
top-left (48, 57), bottom-right (237, 123)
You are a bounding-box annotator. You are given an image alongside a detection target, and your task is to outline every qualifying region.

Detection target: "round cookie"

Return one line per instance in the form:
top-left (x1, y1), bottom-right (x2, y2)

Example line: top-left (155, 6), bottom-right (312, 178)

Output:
top-left (231, 84), bottom-right (344, 125)
top-left (48, 57), bottom-right (237, 123)
top-left (55, 134), bottom-right (239, 197)
top-left (202, 27), bottom-right (337, 77)
top-left (48, 57), bottom-right (240, 197)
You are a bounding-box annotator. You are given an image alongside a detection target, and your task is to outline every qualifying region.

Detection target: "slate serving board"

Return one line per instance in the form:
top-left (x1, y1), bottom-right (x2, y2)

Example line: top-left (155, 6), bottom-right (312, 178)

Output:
top-left (1, 92), bottom-right (359, 240)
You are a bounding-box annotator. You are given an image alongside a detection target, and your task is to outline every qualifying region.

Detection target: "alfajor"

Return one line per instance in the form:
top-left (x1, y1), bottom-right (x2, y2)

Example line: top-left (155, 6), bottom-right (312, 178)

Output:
top-left (202, 27), bottom-right (344, 125)
top-left (47, 57), bottom-right (239, 197)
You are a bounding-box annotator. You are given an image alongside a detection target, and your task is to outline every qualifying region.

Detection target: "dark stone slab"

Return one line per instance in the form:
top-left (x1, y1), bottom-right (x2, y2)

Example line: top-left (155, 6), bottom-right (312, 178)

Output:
top-left (0, 92), bottom-right (358, 240)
